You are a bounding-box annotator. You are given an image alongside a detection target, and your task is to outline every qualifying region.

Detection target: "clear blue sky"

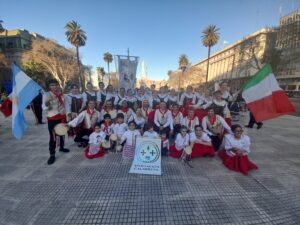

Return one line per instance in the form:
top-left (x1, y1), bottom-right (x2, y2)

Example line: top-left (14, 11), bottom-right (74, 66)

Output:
top-left (1, 0), bottom-right (300, 80)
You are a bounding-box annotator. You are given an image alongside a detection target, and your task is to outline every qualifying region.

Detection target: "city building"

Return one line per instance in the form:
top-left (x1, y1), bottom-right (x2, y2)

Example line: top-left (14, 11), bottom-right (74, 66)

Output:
top-left (191, 28), bottom-right (277, 90)
top-left (276, 9), bottom-right (300, 93)
top-left (0, 29), bottom-right (45, 90)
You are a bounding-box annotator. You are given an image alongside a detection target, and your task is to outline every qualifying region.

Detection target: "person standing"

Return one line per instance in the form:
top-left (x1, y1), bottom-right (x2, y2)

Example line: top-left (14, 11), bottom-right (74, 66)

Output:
top-left (31, 89), bottom-right (44, 125)
top-left (81, 82), bottom-right (97, 109)
top-left (245, 111), bottom-right (263, 129)
top-left (43, 79), bottom-right (69, 165)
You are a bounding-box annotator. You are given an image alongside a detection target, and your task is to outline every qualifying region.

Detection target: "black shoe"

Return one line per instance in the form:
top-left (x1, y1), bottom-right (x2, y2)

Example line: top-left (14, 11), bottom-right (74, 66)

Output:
top-left (245, 125), bottom-right (253, 128)
top-left (257, 123), bottom-right (263, 130)
top-left (59, 148), bottom-right (70, 153)
top-left (47, 155), bottom-right (55, 165)
top-left (81, 143), bottom-right (88, 148)
top-left (77, 142), bottom-right (83, 147)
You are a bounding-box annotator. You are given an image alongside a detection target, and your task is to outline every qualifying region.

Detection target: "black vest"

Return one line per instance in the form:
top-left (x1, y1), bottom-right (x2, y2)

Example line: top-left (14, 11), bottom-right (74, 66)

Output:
top-left (71, 96), bottom-right (82, 113)
top-left (85, 91), bottom-right (97, 104)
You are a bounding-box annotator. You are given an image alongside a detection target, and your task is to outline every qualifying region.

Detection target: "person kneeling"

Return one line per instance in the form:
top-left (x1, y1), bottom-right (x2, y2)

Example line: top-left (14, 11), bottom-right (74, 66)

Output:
top-left (169, 126), bottom-right (189, 159)
top-left (68, 100), bottom-right (101, 148)
top-left (85, 123), bottom-right (106, 159)
top-left (190, 125), bottom-right (214, 158)
top-left (218, 124), bottom-right (258, 176)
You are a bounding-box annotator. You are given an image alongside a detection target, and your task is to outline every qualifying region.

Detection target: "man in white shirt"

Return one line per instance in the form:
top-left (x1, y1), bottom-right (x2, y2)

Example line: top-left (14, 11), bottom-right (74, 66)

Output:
top-left (154, 101), bottom-right (173, 137)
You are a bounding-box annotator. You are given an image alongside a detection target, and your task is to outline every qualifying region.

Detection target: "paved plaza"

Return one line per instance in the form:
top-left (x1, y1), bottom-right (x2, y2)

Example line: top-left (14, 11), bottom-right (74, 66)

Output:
top-left (0, 110), bottom-right (300, 225)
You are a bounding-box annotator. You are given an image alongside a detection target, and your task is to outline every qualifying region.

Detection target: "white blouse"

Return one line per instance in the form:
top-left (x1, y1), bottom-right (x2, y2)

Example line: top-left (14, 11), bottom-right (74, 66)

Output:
top-left (112, 123), bottom-right (128, 138)
top-left (89, 131), bottom-right (106, 145)
top-left (143, 131), bottom-right (159, 138)
top-left (189, 132), bottom-right (211, 143)
top-left (224, 134), bottom-right (251, 156)
top-left (128, 113), bottom-right (146, 128)
top-left (121, 130), bottom-right (141, 146)
top-left (175, 133), bottom-right (190, 150)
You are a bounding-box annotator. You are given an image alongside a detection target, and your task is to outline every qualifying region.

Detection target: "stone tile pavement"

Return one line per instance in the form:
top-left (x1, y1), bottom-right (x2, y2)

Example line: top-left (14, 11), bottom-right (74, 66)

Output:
top-left (0, 110), bottom-right (300, 225)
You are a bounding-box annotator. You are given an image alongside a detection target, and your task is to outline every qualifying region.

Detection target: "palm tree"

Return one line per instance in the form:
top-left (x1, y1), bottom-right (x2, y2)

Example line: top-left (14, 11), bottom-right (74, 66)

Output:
top-left (65, 20), bottom-right (87, 90)
top-left (103, 52), bottom-right (113, 84)
top-left (178, 54), bottom-right (189, 90)
top-left (202, 25), bottom-right (220, 84)
top-left (96, 66), bottom-right (105, 82)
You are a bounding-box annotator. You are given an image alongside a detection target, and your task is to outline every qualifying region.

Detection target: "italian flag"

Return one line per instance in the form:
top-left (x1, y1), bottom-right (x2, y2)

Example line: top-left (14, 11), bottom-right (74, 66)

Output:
top-left (242, 64), bottom-right (295, 122)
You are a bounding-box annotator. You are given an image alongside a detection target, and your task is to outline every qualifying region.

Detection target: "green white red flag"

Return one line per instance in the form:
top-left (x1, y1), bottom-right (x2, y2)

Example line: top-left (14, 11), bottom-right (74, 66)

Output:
top-left (242, 64), bottom-right (295, 122)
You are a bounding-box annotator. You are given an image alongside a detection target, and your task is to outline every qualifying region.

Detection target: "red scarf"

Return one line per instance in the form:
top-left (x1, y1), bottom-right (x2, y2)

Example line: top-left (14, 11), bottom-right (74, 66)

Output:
top-left (158, 108), bottom-right (168, 119)
top-left (120, 107), bottom-right (129, 113)
top-left (187, 115), bottom-right (196, 129)
top-left (51, 91), bottom-right (64, 105)
top-left (142, 107), bottom-right (149, 117)
top-left (161, 137), bottom-right (168, 143)
top-left (87, 108), bottom-right (95, 121)
top-left (103, 106), bottom-right (113, 114)
top-left (208, 115), bottom-right (217, 125)
top-left (171, 109), bottom-right (180, 119)
top-left (103, 121), bottom-right (112, 134)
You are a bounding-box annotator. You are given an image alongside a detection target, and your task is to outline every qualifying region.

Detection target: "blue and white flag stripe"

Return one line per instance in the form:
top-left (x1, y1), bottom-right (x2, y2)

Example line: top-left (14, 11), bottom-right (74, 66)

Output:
top-left (12, 64), bottom-right (41, 139)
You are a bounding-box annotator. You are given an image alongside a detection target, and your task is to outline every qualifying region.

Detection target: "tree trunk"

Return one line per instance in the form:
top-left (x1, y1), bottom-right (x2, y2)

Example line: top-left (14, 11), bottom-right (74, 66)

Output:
top-left (108, 62), bottom-right (110, 84)
top-left (205, 46), bottom-right (211, 84)
top-left (76, 46), bottom-right (83, 90)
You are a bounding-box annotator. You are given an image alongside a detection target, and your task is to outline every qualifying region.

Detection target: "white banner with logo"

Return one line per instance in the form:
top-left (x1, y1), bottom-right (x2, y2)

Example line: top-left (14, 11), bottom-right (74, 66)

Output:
top-left (129, 137), bottom-right (161, 175)
top-left (117, 56), bottom-right (138, 91)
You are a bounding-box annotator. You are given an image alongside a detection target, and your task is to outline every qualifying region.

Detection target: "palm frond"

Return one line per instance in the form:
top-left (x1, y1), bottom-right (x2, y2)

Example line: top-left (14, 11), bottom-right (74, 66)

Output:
top-left (201, 24), bottom-right (220, 47)
top-left (65, 20), bottom-right (87, 47)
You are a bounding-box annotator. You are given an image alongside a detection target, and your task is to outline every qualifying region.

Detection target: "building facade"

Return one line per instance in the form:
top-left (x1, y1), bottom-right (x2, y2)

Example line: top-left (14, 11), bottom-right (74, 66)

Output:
top-left (276, 9), bottom-right (300, 93)
top-left (191, 28), bottom-right (277, 90)
top-left (0, 29), bottom-right (45, 90)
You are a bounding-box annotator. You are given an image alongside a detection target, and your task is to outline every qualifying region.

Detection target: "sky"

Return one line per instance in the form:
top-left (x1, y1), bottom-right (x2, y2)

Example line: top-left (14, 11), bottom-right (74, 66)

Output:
top-left (1, 0), bottom-right (300, 80)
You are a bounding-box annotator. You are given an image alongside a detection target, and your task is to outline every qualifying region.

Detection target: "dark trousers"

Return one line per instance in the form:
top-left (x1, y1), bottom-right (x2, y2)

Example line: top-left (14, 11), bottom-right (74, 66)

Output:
top-left (154, 124), bottom-right (170, 137)
top-left (74, 129), bottom-right (93, 144)
top-left (161, 147), bottom-right (168, 156)
top-left (48, 119), bottom-right (65, 155)
top-left (32, 103), bottom-right (43, 123)
top-left (248, 112), bottom-right (263, 127)
top-left (173, 124), bottom-right (181, 138)
top-left (210, 135), bottom-right (222, 151)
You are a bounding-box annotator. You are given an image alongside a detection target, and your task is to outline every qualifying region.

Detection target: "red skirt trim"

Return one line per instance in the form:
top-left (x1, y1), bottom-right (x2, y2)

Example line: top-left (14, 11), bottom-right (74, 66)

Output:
top-left (84, 145), bottom-right (105, 159)
top-left (148, 111), bottom-right (155, 125)
top-left (191, 143), bottom-right (214, 158)
top-left (218, 150), bottom-right (258, 176)
top-left (169, 145), bottom-right (183, 158)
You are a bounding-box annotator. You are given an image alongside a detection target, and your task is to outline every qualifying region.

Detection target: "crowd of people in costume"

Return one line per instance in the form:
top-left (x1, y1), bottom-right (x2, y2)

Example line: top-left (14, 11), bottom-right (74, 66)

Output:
top-left (42, 78), bottom-right (258, 176)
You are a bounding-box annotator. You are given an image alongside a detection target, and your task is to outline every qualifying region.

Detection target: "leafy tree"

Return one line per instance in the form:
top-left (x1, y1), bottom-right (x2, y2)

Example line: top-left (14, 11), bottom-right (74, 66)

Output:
top-left (22, 39), bottom-right (79, 88)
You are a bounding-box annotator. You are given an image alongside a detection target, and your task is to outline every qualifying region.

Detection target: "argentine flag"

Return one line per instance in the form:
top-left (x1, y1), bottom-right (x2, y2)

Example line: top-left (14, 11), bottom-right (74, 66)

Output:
top-left (12, 64), bottom-right (41, 139)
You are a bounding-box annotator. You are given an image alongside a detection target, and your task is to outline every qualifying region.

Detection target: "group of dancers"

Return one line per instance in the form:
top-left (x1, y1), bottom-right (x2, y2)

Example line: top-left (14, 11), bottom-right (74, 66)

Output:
top-left (44, 79), bottom-right (258, 176)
